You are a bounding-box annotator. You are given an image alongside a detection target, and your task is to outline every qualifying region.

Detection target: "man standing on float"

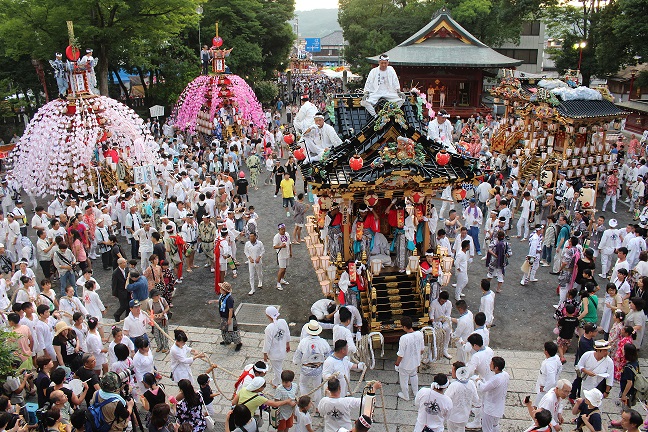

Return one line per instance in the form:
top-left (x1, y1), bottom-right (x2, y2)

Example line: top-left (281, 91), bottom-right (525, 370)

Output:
top-left (361, 54), bottom-right (404, 116)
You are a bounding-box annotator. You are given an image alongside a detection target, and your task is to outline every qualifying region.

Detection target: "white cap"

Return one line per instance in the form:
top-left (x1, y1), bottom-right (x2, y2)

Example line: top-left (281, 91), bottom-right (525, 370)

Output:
top-left (246, 376), bottom-right (266, 392)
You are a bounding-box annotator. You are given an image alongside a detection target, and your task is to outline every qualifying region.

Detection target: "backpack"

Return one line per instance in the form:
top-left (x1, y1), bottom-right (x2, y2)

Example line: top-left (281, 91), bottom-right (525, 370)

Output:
top-left (85, 393), bottom-right (118, 432)
top-left (629, 365), bottom-right (648, 405)
top-left (196, 203), bottom-right (208, 222)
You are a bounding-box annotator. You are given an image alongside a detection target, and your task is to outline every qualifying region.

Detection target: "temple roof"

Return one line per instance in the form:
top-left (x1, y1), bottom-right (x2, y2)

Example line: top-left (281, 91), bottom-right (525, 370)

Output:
top-left (557, 100), bottom-right (627, 119)
top-left (297, 96), bottom-right (478, 193)
top-left (367, 8), bottom-right (522, 68)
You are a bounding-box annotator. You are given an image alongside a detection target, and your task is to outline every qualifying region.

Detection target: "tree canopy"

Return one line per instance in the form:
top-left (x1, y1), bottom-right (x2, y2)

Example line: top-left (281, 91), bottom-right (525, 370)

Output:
top-left (0, 0), bottom-right (295, 110)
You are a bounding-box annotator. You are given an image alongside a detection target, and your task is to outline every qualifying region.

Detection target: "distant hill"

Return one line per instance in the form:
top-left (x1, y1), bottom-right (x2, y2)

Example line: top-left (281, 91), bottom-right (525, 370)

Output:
top-left (296, 9), bottom-right (341, 38)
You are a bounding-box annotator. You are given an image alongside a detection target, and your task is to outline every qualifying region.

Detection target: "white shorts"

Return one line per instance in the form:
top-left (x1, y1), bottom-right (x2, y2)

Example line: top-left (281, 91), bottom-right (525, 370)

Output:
top-left (295, 223), bottom-right (304, 228)
top-left (219, 262), bottom-right (227, 271)
top-left (278, 258), bottom-right (288, 269)
top-left (487, 268), bottom-right (504, 283)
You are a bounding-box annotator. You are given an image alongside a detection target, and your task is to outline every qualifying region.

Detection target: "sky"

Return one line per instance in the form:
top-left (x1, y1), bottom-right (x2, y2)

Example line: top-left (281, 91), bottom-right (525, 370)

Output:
top-left (295, 0), bottom-right (338, 11)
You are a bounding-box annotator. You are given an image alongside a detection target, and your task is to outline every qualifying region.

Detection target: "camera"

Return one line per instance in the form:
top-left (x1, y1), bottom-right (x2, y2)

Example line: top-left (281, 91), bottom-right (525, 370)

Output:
top-left (115, 367), bottom-right (133, 384)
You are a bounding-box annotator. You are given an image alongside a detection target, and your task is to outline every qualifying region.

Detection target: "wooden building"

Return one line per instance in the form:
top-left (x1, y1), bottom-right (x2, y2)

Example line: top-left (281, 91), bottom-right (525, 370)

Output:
top-left (367, 8), bottom-right (522, 118)
top-left (293, 94), bottom-right (477, 336)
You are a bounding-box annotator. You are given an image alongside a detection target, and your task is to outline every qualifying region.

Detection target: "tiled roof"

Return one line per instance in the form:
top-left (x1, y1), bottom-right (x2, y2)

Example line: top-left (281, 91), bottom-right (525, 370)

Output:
top-left (301, 96), bottom-right (478, 190)
top-left (320, 30), bottom-right (346, 46)
top-left (556, 100), bottom-right (627, 119)
top-left (367, 9), bottom-right (522, 68)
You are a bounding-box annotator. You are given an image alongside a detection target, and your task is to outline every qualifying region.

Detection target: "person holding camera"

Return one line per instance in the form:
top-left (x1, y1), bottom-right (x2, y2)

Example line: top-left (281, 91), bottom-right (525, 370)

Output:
top-left (2, 361), bottom-right (34, 406)
top-left (94, 372), bottom-right (135, 432)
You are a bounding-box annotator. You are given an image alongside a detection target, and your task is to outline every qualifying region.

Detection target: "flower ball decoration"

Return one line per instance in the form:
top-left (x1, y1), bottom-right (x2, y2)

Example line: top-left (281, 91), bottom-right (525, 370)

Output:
top-left (168, 74), bottom-right (265, 134)
top-left (12, 96), bottom-right (159, 196)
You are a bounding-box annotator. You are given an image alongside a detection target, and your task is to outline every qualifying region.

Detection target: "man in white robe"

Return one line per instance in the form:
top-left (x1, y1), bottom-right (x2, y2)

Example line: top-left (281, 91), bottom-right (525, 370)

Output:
top-left (293, 95), bottom-right (318, 135)
top-left (360, 54), bottom-right (404, 116)
top-left (427, 109), bottom-right (455, 149)
top-left (301, 113), bottom-right (343, 163)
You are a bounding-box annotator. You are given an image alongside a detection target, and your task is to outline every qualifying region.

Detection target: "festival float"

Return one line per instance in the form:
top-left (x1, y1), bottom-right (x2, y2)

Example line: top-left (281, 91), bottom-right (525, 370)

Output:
top-left (11, 22), bottom-right (159, 196)
top-left (167, 24), bottom-right (265, 138)
top-left (489, 69), bottom-right (628, 211)
top-left (294, 92), bottom-right (479, 354)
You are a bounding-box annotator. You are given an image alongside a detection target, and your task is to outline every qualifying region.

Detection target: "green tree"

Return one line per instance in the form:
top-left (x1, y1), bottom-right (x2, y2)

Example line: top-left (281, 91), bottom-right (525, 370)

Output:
top-left (0, 0), bottom-right (200, 96)
top-left (197, 0), bottom-right (295, 83)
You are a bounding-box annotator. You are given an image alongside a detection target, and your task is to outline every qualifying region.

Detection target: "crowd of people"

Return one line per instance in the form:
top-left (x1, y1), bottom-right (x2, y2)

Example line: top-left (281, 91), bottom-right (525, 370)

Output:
top-left (2, 61), bottom-right (648, 432)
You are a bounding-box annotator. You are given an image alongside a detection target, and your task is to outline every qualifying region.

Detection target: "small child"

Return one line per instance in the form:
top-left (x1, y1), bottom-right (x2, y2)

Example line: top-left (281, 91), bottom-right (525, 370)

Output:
top-left (197, 372), bottom-right (219, 418)
top-left (294, 395), bottom-right (314, 432)
top-left (554, 288), bottom-right (579, 321)
top-left (556, 303), bottom-right (579, 363)
top-left (274, 370), bottom-right (297, 432)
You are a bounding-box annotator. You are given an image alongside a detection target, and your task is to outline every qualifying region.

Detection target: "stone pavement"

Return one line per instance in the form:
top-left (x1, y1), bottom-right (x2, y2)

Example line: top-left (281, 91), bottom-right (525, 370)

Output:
top-left (143, 323), bottom-right (648, 432)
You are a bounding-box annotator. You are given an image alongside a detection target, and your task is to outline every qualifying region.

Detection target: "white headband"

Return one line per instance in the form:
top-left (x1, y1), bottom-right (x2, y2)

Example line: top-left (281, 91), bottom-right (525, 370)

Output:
top-left (432, 381), bottom-right (449, 390)
top-left (379, 54), bottom-right (389, 61)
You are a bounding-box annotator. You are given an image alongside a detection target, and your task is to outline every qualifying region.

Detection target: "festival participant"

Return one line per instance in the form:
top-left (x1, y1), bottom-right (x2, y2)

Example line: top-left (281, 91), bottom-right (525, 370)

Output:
top-left (273, 224), bottom-right (292, 291)
top-left (486, 231), bottom-right (511, 293)
top-left (427, 109), bottom-right (454, 150)
top-left (170, 329), bottom-right (205, 385)
top-left (451, 300), bottom-right (474, 363)
top-left (360, 54), bottom-right (403, 117)
top-left (598, 218), bottom-right (622, 278)
top-left (293, 320), bottom-right (331, 407)
top-left (463, 199), bottom-right (483, 255)
top-left (325, 203), bottom-right (343, 261)
top-left (521, 224), bottom-right (543, 286)
top-left (386, 199), bottom-right (409, 272)
top-left (318, 378), bottom-right (381, 432)
top-left (454, 240), bottom-right (470, 301)
top-left (445, 363), bottom-right (479, 432)
top-left (262, 306), bottom-right (290, 388)
top-left (301, 113), bottom-right (342, 163)
top-left (476, 357), bottom-right (510, 432)
top-left (292, 94), bottom-right (318, 132)
top-left (209, 282), bottom-right (242, 352)
top-left (244, 232), bottom-right (264, 296)
top-left (464, 333), bottom-right (493, 429)
top-left (602, 169), bottom-right (619, 213)
top-left (395, 316), bottom-right (424, 401)
top-left (322, 339), bottom-right (365, 398)
top-left (351, 203), bottom-right (379, 260)
top-left (429, 291), bottom-right (453, 359)
top-left (413, 373), bottom-right (453, 432)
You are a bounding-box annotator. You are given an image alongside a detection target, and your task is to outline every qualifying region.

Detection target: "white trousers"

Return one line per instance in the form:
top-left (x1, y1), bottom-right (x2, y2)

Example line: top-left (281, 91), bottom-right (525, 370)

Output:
top-left (248, 262), bottom-right (263, 291)
top-left (523, 254), bottom-right (540, 283)
top-left (446, 420), bottom-right (467, 432)
top-left (601, 252), bottom-right (614, 276)
top-left (517, 217), bottom-right (529, 239)
top-left (269, 357), bottom-right (285, 388)
top-left (140, 250), bottom-right (152, 272)
top-left (455, 340), bottom-right (468, 363)
top-left (440, 201), bottom-right (455, 219)
top-left (398, 368), bottom-right (419, 400)
top-left (481, 413), bottom-right (501, 432)
top-left (602, 194), bottom-right (617, 212)
top-left (300, 373), bottom-right (323, 407)
top-left (455, 272), bottom-right (468, 300)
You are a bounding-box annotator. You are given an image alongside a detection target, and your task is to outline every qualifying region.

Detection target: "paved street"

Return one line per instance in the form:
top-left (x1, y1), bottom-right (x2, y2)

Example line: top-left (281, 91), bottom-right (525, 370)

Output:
top-left (139, 323), bottom-right (644, 432)
top-left (77, 163), bottom-right (637, 353)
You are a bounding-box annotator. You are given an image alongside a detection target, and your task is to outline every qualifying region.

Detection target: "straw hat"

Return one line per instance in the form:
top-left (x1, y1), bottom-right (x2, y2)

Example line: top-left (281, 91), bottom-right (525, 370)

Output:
top-left (54, 321), bottom-right (73, 336)
top-left (305, 319), bottom-right (322, 336)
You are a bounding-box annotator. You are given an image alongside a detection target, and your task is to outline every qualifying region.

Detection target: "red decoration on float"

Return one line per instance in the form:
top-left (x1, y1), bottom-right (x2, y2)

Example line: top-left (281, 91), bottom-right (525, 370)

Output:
top-left (98, 132), bottom-right (108, 142)
top-left (349, 155), bottom-right (364, 171)
top-left (436, 149), bottom-right (451, 166)
top-left (66, 45), bottom-right (80, 61)
top-left (67, 104), bottom-right (76, 115)
top-left (212, 37), bottom-right (223, 48)
top-left (283, 134), bottom-right (294, 145)
top-left (411, 191), bottom-right (425, 204)
top-left (293, 147), bottom-right (306, 161)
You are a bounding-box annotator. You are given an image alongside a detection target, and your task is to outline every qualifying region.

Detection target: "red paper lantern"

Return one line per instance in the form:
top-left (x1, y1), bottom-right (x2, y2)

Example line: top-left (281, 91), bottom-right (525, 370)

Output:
top-left (212, 37), bottom-right (223, 48)
top-left (349, 155), bottom-right (364, 171)
top-left (293, 147), bottom-right (306, 161)
top-left (436, 149), bottom-right (451, 166)
top-left (283, 134), bottom-right (294, 145)
top-left (65, 45), bottom-right (80, 61)
top-left (66, 104), bottom-right (76, 115)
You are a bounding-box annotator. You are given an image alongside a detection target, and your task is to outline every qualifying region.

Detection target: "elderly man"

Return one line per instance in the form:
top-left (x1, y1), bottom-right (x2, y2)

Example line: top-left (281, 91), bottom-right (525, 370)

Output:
top-left (301, 113), bottom-right (342, 163)
top-left (428, 109), bottom-right (455, 149)
top-left (360, 54), bottom-right (404, 116)
top-left (531, 379), bottom-right (572, 432)
top-left (293, 94), bottom-right (318, 136)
